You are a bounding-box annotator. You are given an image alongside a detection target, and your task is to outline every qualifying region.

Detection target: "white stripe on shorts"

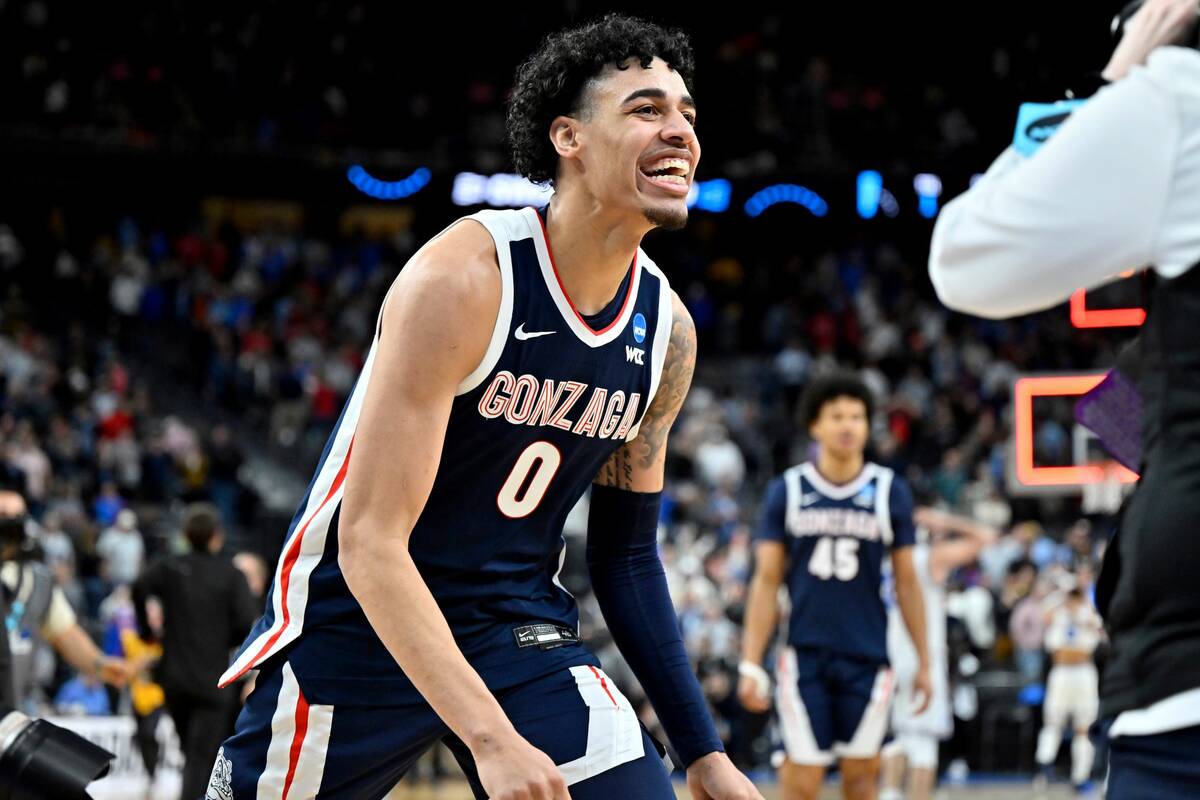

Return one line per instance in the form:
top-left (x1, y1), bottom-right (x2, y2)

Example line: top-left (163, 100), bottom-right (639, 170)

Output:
top-left (256, 662), bottom-right (334, 800)
top-left (556, 665), bottom-right (645, 785)
top-left (835, 666), bottom-right (893, 759)
top-left (775, 647), bottom-right (834, 767)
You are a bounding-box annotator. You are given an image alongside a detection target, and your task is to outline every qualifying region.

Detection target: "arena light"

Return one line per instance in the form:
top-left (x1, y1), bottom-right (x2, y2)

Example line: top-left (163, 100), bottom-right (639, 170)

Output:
top-left (1013, 374), bottom-right (1139, 486)
top-left (744, 184), bottom-right (828, 218)
top-left (1068, 272), bottom-right (1146, 328)
top-left (346, 166), bottom-right (431, 201)
top-left (451, 172), bottom-right (555, 208)
top-left (879, 189), bottom-right (899, 218)
top-left (913, 173), bottom-right (942, 218)
top-left (689, 179), bottom-right (731, 212)
top-left (857, 171), bottom-right (883, 219)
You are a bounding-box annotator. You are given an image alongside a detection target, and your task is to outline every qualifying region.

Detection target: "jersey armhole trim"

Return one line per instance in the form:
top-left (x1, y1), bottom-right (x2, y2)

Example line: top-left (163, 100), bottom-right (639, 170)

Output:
top-left (782, 467), bottom-right (802, 536)
top-left (625, 264), bottom-right (673, 441)
top-left (456, 214), bottom-right (515, 396)
top-left (875, 468), bottom-right (895, 547)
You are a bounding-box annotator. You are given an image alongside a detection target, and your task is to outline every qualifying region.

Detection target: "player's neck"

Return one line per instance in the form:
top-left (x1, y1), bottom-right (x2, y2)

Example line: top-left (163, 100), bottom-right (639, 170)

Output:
top-left (543, 191), bottom-right (647, 314)
top-left (814, 451), bottom-right (866, 485)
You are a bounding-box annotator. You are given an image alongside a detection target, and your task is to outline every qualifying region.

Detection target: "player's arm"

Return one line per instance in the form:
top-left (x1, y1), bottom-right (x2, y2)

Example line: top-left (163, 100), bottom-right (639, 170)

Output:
top-left (338, 221), bottom-right (568, 800)
top-left (891, 547), bottom-right (930, 665)
top-left (888, 479), bottom-right (931, 713)
top-left (737, 477), bottom-right (788, 713)
top-left (918, 507), bottom-right (998, 584)
top-left (588, 293), bottom-right (761, 800)
top-left (738, 542), bottom-right (785, 708)
top-left (891, 546), bottom-right (931, 710)
top-left (45, 591), bottom-right (131, 688)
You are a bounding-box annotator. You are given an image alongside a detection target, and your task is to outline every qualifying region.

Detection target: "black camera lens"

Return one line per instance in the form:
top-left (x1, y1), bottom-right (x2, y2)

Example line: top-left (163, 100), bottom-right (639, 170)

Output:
top-left (0, 711), bottom-right (114, 800)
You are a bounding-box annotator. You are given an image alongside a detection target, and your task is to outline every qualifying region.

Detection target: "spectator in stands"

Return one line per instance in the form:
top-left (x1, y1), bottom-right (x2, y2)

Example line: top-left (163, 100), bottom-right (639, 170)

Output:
top-left (1009, 575), bottom-right (1053, 685)
top-left (96, 507), bottom-right (143, 587)
top-left (206, 424), bottom-right (244, 530)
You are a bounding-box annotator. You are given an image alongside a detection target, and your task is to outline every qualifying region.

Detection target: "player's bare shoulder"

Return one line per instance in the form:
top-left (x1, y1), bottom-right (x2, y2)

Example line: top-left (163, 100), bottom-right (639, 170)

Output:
top-left (380, 218), bottom-right (502, 384)
top-left (657, 290), bottom-right (697, 421)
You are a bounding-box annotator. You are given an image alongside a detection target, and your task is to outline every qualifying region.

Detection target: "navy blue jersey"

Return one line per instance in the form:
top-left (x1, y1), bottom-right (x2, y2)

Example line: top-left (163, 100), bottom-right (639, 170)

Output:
top-left (221, 205), bottom-right (675, 703)
top-left (755, 461), bottom-right (915, 664)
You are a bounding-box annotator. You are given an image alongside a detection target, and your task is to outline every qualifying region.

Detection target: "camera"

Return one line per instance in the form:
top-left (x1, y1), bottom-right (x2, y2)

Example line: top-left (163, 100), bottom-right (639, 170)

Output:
top-left (0, 709), bottom-right (114, 800)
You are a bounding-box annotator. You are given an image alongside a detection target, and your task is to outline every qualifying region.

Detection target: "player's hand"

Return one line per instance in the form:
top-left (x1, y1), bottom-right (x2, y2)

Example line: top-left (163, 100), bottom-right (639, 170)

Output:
top-left (685, 751), bottom-right (764, 800)
top-left (99, 657), bottom-right (134, 688)
top-left (472, 731), bottom-right (571, 800)
top-left (1104, 0), bottom-right (1199, 81)
top-left (736, 661), bottom-right (771, 713)
top-left (910, 663), bottom-right (933, 716)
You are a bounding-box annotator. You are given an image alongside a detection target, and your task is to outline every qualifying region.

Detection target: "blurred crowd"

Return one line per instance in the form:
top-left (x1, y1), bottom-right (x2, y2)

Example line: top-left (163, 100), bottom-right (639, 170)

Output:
top-left (2, 200), bottom-right (1121, 775)
top-left (1, 2), bottom-right (1117, 175)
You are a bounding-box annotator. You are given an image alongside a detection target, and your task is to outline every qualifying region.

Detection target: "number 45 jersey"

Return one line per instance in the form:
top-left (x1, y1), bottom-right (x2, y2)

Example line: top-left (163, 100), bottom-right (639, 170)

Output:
top-left (755, 462), bottom-right (916, 664)
top-left (220, 205), bottom-right (674, 704)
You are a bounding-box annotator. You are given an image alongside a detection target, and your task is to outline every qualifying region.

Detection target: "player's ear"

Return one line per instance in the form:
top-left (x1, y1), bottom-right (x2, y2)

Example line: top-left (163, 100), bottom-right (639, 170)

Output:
top-left (549, 116), bottom-right (583, 161)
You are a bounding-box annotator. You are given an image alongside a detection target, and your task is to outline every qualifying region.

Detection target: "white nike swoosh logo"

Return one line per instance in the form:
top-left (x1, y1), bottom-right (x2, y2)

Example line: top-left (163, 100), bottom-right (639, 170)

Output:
top-left (800, 492), bottom-right (822, 507)
top-left (515, 323), bottom-right (556, 341)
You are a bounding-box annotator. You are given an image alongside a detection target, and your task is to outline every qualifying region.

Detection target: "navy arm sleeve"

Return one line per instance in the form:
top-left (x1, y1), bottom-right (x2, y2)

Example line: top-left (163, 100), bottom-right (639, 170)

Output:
top-left (889, 475), bottom-right (917, 549)
top-left (586, 483), bottom-right (724, 768)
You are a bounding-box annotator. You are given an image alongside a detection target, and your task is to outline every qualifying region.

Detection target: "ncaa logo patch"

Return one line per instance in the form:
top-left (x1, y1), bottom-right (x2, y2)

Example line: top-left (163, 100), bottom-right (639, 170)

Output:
top-left (632, 312), bottom-right (647, 344)
top-left (852, 483), bottom-right (876, 508)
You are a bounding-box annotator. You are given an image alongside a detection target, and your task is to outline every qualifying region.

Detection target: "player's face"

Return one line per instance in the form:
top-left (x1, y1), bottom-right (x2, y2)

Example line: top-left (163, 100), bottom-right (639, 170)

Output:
top-left (577, 56), bottom-right (700, 231)
top-left (810, 396), bottom-right (869, 460)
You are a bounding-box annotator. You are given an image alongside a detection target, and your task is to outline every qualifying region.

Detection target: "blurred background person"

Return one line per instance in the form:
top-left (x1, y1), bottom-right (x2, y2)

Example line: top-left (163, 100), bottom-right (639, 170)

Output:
top-left (881, 507), bottom-right (997, 800)
top-left (0, 489), bottom-right (130, 707)
top-left (133, 502), bottom-right (257, 800)
top-left (1033, 583), bottom-right (1103, 793)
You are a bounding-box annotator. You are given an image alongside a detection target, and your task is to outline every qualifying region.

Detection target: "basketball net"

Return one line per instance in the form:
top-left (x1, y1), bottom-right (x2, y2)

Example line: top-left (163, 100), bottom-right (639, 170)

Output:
top-left (1081, 463), bottom-right (1133, 515)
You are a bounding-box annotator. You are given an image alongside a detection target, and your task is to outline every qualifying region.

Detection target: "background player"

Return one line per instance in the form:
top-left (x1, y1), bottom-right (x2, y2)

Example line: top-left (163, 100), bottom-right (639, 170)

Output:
top-left (738, 373), bottom-right (932, 800)
top-left (211, 13), bottom-right (759, 800)
top-left (1034, 583), bottom-right (1103, 793)
top-left (880, 508), bottom-right (998, 800)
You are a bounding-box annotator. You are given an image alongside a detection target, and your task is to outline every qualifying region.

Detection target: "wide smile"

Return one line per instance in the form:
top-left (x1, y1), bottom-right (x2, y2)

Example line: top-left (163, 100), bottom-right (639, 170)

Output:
top-left (638, 157), bottom-right (691, 196)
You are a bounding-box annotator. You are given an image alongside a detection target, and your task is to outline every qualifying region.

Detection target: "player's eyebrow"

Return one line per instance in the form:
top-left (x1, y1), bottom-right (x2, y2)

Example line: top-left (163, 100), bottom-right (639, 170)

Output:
top-left (621, 88), bottom-right (696, 111)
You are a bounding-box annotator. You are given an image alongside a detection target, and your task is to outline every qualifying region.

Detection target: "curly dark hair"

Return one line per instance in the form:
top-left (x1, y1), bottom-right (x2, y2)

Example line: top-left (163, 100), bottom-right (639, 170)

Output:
top-left (800, 372), bottom-right (875, 429)
top-left (506, 13), bottom-right (695, 186)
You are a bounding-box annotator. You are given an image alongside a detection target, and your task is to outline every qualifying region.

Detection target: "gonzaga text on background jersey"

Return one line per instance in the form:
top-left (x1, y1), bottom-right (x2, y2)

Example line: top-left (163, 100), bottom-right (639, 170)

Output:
top-left (756, 462), bottom-right (916, 663)
top-left (220, 206), bottom-right (674, 704)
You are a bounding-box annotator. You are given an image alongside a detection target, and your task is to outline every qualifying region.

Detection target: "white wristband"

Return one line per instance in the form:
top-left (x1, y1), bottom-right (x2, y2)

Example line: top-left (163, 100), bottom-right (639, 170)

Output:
top-left (738, 660), bottom-right (771, 699)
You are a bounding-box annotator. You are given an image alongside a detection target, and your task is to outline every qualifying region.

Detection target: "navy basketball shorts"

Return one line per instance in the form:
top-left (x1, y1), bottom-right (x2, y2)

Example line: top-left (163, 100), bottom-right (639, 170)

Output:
top-left (774, 645), bottom-right (893, 766)
top-left (1103, 722), bottom-right (1200, 799)
top-left (205, 650), bottom-right (674, 800)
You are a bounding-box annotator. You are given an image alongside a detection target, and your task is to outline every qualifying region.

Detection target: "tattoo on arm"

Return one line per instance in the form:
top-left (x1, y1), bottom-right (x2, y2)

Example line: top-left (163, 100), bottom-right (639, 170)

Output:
top-left (594, 294), bottom-right (697, 489)
top-left (595, 446), bottom-right (636, 489)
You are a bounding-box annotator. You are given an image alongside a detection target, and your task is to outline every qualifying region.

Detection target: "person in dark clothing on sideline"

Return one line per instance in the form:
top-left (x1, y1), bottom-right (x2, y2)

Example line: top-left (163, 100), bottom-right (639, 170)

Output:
top-left (134, 502), bottom-right (258, 800)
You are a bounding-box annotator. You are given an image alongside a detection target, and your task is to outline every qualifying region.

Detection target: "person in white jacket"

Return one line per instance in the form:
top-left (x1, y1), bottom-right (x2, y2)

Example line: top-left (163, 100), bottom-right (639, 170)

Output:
top-left (929, 2), bottom-right (1200, 797)
top-left (929, 0), bottom-right (1200, 321)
